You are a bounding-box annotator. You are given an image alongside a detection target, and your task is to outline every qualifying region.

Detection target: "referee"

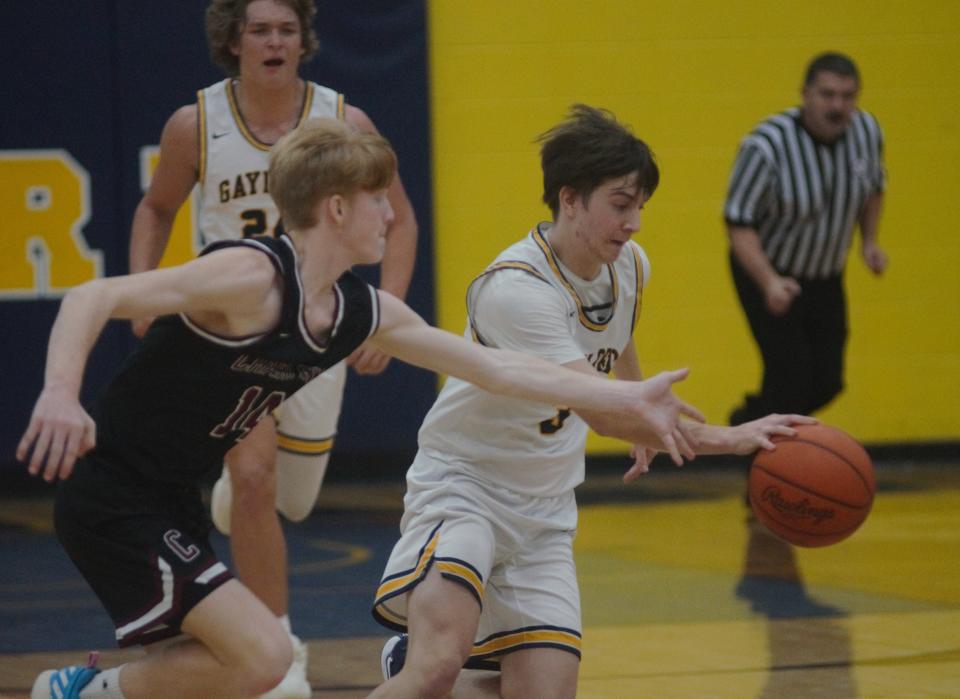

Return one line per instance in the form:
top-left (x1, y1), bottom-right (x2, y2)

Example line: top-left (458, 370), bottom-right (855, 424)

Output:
top-left (725, 52), bottom-right (888, 426)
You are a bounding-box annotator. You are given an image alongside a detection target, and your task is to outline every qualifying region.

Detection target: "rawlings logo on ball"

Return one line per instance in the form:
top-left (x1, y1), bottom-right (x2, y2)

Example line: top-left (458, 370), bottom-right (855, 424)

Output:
top-left (749, 424), bottom-right (874, 547)
top-left (761, 487), bottom-right (835, 524)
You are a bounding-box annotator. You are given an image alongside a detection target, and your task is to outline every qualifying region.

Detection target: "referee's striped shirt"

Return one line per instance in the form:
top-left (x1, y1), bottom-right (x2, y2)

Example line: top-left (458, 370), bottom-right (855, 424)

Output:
top-left (724, 107), bottom-right (885, 279)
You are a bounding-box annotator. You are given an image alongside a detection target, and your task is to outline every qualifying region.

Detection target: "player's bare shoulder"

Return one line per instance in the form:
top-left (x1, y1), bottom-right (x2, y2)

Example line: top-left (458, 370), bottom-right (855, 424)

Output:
top-left (157, 104), bottom-right (201, 167)
top-left (343, 103), bottom-right (378, 134)
top-left (175, 244), bottom-right (283, 335)
top-left (163, 104), bottom-right (199, 140)
top-left (192, 243), bottom-right (282, 303)
top-left (226, 243), bottom-right (281, 295)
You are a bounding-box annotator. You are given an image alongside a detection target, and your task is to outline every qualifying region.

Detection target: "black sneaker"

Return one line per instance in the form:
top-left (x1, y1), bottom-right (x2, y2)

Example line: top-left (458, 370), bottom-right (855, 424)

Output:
top-left (380, 634), bottom-right (408, 680)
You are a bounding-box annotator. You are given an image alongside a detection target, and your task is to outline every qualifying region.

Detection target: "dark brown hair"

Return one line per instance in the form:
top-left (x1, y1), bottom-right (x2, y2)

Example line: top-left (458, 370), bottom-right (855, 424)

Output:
top-left (538, 104), bottom-right (659, 218)
top-left (804, 52), bottom-right (860, 88)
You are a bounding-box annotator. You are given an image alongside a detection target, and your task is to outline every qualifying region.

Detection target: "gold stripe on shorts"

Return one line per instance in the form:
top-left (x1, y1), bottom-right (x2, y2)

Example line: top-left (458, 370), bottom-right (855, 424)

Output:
top-left (375, 598), bottom-right (407, 629)
top-left (436, 558), bottom-right (484, 604)
top-left (374, 524), bottom-right (441, 604)
top-left (472, 626), bottom-right (582, 660)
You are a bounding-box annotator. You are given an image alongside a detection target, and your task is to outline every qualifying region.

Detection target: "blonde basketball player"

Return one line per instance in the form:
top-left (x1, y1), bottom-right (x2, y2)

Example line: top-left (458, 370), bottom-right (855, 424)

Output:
top-left (127, 2), bottom-right (418, 696)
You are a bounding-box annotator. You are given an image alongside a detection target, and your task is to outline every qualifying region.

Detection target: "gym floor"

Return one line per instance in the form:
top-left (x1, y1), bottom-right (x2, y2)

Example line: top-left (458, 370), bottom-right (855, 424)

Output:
top-left (1, 456), bottom-right (958, 698)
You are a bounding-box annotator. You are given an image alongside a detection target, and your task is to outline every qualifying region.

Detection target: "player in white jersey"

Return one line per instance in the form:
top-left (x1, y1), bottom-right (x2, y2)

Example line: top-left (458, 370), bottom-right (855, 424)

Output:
top-left (127, 2), bottom-right (417, 697)
top-left (416, 224), bottom-right (649, 498)
top-left (369, 105), bottom-right (813, 699)
top-left (195, 77), bottom-right (344, 245)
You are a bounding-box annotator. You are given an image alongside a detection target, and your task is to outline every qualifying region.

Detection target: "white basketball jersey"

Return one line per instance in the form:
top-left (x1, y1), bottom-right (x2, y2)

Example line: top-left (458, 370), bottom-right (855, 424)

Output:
top-left (415, 223), bottom-right (648, 497)
top-left (196, 79), bottom-right (343, 245)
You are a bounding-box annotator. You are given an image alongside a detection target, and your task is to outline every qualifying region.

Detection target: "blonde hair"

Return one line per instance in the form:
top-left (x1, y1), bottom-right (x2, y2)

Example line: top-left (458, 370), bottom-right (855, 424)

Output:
top-left (269, 118), bottom-right (396, 230)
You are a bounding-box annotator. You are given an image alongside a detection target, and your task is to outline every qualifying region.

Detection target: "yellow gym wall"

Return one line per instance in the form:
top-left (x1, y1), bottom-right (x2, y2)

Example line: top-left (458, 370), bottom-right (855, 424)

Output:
top-left (426, 1), bottom-right (960, 451)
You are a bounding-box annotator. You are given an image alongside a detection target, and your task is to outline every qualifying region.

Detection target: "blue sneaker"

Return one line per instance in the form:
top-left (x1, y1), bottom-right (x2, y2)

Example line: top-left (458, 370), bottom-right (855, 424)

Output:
top-left (31, 651), bottom-right (101, 699)
top-left (380, 634), bottom-right (408, 680)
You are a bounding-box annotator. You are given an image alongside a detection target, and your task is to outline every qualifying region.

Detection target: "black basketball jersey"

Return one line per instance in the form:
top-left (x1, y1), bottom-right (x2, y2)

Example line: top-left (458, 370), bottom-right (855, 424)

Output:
top-left (91, 235), bottom-right (379, 484)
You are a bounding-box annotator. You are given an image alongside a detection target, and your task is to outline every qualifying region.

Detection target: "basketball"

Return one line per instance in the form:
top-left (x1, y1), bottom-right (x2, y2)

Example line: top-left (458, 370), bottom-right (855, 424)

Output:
top-left (749, 423), bottom-right (875, 547)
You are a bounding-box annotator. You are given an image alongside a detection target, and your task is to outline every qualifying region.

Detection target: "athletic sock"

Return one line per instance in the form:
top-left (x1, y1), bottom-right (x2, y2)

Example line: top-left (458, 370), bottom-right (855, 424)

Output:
top-left (278, 614), bottom-right (292, 634)
top-left (79, 666), bottom-right (126, 699)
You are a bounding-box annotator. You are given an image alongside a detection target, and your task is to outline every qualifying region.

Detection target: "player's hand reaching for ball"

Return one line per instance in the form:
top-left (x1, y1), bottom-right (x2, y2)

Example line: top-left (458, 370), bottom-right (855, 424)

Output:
top-left (16, 386), bottom-right (96, 482)
top-left (731, 413), bottom-right (817, 455)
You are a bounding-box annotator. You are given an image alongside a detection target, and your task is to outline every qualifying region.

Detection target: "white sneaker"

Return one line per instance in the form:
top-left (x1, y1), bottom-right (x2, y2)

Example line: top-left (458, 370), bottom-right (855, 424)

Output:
top-left (210, 467), bottom-right (232, 535)
top-left (260, 633), bottom-right (311, 699)
top-left (31, 652), bottom-right (100, 699)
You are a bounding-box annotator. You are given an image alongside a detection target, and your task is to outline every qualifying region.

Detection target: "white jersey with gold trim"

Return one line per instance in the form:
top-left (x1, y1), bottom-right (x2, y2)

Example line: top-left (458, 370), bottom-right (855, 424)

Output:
top-left (196, 78), bottom-right (343, 245)
top-left (415, 222), bottom-right (649, 497)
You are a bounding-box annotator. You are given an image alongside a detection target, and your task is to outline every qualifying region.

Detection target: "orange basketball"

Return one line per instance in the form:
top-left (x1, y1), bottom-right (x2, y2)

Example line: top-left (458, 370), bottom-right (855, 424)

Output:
top-left (749, 423), bottom-right (875, 547)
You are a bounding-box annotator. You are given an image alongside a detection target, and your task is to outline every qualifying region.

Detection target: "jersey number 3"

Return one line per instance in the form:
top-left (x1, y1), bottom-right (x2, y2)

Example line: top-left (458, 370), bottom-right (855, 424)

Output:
top-left (540, 408), bottom-right (572, 435)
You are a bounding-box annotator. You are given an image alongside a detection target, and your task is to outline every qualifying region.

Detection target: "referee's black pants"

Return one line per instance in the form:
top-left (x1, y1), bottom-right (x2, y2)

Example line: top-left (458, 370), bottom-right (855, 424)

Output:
top-left (729, 254), bottom-right (848, 425)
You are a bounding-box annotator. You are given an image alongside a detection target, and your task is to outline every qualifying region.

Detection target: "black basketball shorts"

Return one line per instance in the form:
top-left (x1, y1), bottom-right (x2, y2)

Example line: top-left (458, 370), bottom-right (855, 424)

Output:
top-left (54, 456), bottom-right (233, 647)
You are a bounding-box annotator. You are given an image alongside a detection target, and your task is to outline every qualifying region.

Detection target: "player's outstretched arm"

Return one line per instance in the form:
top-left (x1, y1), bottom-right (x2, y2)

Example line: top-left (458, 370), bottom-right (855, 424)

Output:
top-left (368, 292), bottom-right (705, 464)
top-left (685, 414), bottom-right (818, 456)
top-left (617, 413), bottom-right (818, 483)
top-left (608, 410), bottom-right (817, 482)
top-left (17, 249), bottom-right (279, 482)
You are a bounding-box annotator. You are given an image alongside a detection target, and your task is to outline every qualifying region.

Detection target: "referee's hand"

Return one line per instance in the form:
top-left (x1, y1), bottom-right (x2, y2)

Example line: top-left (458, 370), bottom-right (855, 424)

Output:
top-left (763, 276), bottom-right (801, 316)
top-left (862, 241), bottom-right (889, 275)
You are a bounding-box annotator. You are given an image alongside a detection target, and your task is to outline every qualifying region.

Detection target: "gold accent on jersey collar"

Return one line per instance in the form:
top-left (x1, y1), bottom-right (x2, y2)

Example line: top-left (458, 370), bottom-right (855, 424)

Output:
top-left (531, 224), bottom-right (618, 332)
top-left (225, 79), bottom-right (316, 151)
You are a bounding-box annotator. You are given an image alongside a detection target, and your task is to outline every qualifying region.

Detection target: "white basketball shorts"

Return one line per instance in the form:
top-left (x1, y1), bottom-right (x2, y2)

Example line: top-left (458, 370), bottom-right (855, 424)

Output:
top-left (372, 451), bottom-right (583, 667)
